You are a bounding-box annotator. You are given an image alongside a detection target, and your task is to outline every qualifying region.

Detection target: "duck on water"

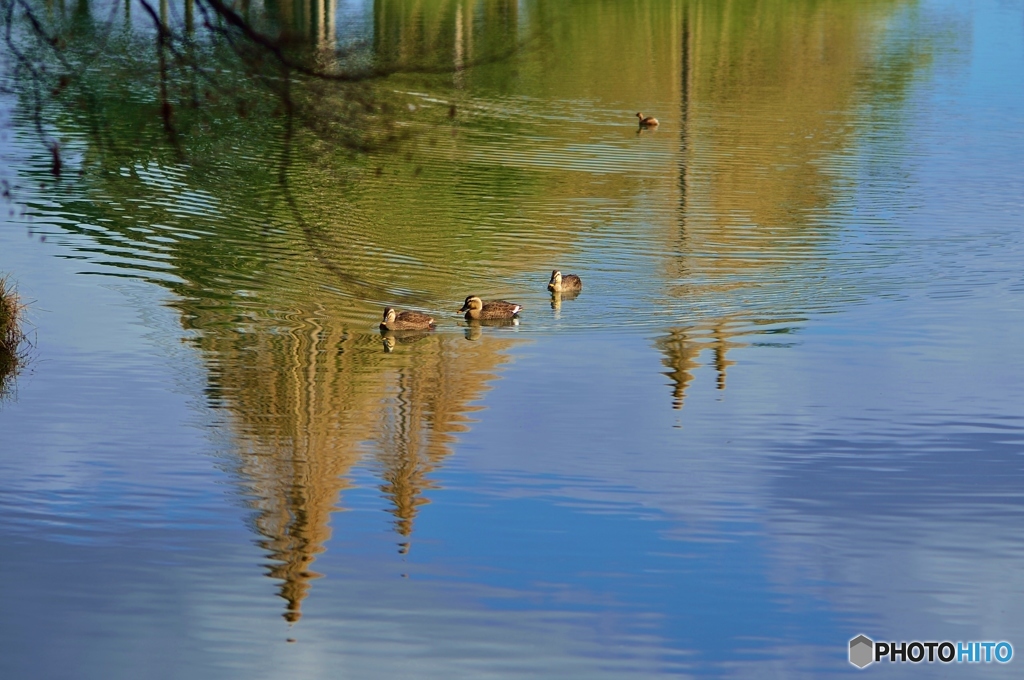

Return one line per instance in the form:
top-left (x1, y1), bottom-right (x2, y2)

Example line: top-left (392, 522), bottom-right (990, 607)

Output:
top-left (380, 307), bottom-right (436, 331)
top-left (636, 112), bottom-right (659, 127)
top-left (458, 296), bottom-right (522, 320)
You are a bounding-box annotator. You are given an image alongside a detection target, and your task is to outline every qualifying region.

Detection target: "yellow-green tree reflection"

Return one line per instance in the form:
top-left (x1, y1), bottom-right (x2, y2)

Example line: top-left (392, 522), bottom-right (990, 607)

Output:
top-left (664, 0), bottom-right (926, 407)
top-left (205, 313), bottom-right (517, 620)
top-left (14, 0), bottom-right (931, 623)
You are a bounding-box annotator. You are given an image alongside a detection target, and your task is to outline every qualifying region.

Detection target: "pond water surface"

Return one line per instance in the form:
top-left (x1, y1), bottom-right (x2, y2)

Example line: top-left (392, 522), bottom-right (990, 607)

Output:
top-left (1, 0), bottom-right (1023, 677)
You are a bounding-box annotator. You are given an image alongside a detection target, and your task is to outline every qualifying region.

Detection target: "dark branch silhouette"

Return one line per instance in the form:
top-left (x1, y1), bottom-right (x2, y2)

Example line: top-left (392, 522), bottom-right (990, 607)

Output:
top-left (1, 0), bottom-right (528, 182)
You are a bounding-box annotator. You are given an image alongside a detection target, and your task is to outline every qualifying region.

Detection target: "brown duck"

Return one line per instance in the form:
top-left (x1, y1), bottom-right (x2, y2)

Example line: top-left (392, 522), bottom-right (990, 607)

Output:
top-left (458, 295), bottom-right (522, 320)
top-left (380, 307), bottom-right (435, 331)
top-left (636, 112), bottom-right (659, 127)
top-left (547, 270), bottom-right (582, 293)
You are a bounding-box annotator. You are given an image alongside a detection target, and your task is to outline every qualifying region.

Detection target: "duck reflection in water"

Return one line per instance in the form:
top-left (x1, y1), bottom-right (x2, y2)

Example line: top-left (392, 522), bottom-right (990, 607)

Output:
top-left (549, 290), bottom-right (581, 313)
top-left (380, 328), bottom-right (434, 353)
top-left (463, 317), bottom-right (519, 341)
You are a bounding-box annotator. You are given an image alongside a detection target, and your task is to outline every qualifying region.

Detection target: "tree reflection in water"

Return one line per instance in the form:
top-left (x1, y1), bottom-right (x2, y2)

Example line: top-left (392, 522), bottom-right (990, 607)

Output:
top-left (0, 0), bottom-right (931, 625)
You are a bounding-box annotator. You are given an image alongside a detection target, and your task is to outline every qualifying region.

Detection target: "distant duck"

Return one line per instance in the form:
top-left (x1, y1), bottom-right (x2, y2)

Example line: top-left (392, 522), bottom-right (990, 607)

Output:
top-left (547, 270), bottom-right (582, 293)
top-left (459, 295), bottom-right (522, 320)
top-left (636, 112), bottom-right (659, 127)
top-left (380, 307), bottom-right (435, 331)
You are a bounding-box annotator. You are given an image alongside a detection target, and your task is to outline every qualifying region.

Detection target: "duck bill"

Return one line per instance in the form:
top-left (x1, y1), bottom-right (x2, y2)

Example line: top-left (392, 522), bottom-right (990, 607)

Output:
top-left (458, 305), bottom-right (469, 313)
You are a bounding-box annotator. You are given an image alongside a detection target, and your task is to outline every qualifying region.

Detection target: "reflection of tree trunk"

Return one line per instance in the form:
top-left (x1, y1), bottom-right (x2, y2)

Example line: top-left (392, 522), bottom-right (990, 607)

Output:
top-left (454, 4), bottom-right (464, 88)
top-left (464, 0), bottom-right (473, 62)
top-left (373, 0), bottom-right (511, 68)
top-left (324, 0), bottom-right (336, 51)
top-left (71, 0), bottom-right (91, 30)
top-left (678, 6), bottom-right (690, 245)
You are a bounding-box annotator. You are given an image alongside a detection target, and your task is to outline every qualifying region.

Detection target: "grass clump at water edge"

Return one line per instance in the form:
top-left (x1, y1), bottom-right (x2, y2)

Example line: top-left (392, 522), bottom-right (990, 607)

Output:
top-left (0, 275), bottom-right (28, 398)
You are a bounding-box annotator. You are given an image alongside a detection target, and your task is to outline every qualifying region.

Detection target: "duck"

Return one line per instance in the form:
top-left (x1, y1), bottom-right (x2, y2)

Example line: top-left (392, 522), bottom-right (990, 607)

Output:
top-left (547, 270), bottom-right (582, 293)
top-left (636, 112), bottom-right (659, 127)
top-left (380, 307), bottom-right (435, 331)
top-left (458, 295), bottom-right (522, 320)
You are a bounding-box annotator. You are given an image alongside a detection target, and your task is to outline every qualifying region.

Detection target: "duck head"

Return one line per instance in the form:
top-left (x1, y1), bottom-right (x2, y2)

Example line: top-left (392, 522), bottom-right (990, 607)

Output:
top-left (458, 295), bottom-right (483, 313)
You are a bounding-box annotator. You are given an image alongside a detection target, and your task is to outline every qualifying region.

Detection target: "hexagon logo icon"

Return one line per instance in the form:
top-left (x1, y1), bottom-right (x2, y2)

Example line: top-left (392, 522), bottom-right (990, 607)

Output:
top-left (849, 635), bottom-right (874, 668)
